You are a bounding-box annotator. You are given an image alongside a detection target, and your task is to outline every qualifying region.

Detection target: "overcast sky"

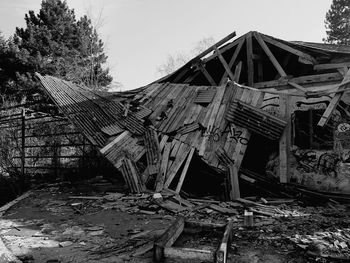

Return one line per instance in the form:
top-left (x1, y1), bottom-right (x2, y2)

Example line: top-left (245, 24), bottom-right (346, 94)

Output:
top-left (0, 0), bottom-right (333, 90)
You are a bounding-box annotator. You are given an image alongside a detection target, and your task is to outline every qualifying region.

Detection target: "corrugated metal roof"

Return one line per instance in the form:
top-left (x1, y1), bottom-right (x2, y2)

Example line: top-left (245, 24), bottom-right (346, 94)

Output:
top-left (226, 99), bottom-right (286, 140)
top-left (194, 88), bottom-right (217, 104)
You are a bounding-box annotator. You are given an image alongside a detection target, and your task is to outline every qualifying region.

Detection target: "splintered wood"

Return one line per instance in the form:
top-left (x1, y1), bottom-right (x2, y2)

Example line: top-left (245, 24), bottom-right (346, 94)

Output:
top-left (37, 73), bottom-right (268, 197)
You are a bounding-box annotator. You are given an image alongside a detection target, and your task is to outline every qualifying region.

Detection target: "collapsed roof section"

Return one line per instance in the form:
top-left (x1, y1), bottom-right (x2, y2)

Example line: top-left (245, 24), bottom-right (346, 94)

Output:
top-left (37, 66), bottom-right (286, 199)
top-left (156, 31), bottom-right (350, 88)
top-left (36, 30), bottom-right (350, 197)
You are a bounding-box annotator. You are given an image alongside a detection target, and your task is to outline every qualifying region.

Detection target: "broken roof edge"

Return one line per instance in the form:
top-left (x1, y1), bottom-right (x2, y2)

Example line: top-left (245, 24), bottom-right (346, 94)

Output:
top-left (153, 30), bottom-right (350, 86)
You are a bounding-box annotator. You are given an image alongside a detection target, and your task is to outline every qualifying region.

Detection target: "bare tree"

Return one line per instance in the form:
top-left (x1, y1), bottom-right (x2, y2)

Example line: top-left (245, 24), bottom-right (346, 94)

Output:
top-left (157, 36), bottom-right (215, 77)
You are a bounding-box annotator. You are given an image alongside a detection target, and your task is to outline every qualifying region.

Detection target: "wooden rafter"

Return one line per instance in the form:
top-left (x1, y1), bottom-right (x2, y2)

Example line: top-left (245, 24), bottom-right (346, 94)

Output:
top-left (214, 46), bottom-right (236, 82)
top-left (318, 68), bottom-right (350, 127)
top-left (190, 31), bottom-right (236, 64)
top-left (203, 34), bottom-right (244, 63)
top-left (254, 72), bottom-right (343, 90)
top-left (198, 63), bottom-right (217, 86)
top-left (246, 32), bottom-right (254, 85)
top-left (261, 34), bottom-right (316, 65)
top-left (219, 38), bottom-right (245, 85)
top-left (254, 32), bottom-right (287, 78)
top-left (314, 62), bottom-right (350, 71)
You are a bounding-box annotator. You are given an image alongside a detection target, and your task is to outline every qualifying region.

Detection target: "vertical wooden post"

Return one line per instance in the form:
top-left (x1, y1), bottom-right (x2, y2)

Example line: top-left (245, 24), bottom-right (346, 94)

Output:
top-left (21, 109), bottom-right (25, 187)
top-left (279, 94), bottom-right (291, 183)
top-left (246, 32), bottom-right (254, 86)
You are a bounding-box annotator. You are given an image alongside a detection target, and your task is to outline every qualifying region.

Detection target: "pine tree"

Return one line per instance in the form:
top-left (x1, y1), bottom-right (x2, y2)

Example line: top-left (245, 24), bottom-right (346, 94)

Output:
top-left (12, 0), bottom-right (112, 93)
top-left (325, 0), bottom-right (350, 45)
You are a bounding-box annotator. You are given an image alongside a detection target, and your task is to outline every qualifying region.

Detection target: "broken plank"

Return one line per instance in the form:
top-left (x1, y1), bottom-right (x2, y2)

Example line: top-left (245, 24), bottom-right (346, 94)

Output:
top-left (228, 164), bottom-right (240, 199)
top-left (175, 147), bottom-right (195, 193)
top-left (155, 142), bottom-right (172, 192)
top-left (159, 135), bottom-right (169, 152)
top-left (209, 204), bottom-right (238, 215)
top-left (164, 144), bottom-right (190, 188)
top-left (216, 219), bottom-right (234, 263)
top-left (0, 190), bottom-right (33, 216)
top-left (99, 130), bottom-right (129, 154)
top-left (164, 247), bottom-right (215, 262)
top-left (199, 85), bottom-right (227, 156)
top-left (153, 217), bottom-right (185, 262)
top-left (318, 68), bottom-right (350, 127)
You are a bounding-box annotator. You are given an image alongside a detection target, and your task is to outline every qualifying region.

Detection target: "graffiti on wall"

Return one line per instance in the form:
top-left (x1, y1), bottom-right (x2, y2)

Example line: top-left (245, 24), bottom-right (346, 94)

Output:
top-left (203, 123), bottom-right (249, 145)
top-left (292, 149), bottom-right (340, 177)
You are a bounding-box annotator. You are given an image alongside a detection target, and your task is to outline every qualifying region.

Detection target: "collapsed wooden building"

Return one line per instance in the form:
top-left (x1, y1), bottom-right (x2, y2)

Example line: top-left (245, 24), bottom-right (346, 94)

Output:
top-left (36, 30), bottom-right (350, 198)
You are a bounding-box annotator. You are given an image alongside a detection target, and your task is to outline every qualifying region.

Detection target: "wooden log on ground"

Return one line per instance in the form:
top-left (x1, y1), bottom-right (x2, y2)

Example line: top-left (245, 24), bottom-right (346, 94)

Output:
top-left (153, 217), bottom-right (185, 262)
top-left (216, 219), bottom-right (234, 263)
top-left (164, 247), bottom-right (215, 262)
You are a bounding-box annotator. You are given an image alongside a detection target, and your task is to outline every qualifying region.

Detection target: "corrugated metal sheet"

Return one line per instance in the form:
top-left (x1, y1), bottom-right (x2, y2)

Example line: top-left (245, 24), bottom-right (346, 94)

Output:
top-left (101, 123), bottom-right (124, 136)
top-left (135, 106), bottom-right (152, 119)
top-left (194, 88), bottom-right (216, 104)
top-left (226, 99), bottom-right (286, 140)
top-left (176, 122), bottom-right (201, 135)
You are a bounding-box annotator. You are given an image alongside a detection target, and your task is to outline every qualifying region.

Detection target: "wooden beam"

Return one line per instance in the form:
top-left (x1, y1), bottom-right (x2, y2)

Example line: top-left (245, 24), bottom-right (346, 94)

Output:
top-left (164, 247), bottom-right (214, 261)
top-left (254, 32), bottom-right (287, 77)
top-left (153, 217), bottom-right (185, 262)
top-left (189, 31), bottom-right (236, 63)
top-left (0, 190), bottom-right (33, 216)
top-left (219, 38), bottom-right (245, 85)
top-left (279, 94), bottom-right (291, 183)
top-left (228, 163), bottom-right (240, 199)
top-left (254, 72), bottom-right (343, 90)
top-left (175, 147), bottom-right (195, 193)
top-left (246, 32), bottom-right (254, 85)
top-left (318, 68), bottom-right (350, 127)
top-left (198, 63), bottom-right (217, 86)
top-left (261, 34), bottom-right (316, 65)
top-left (203, 34), bottom-right (244, 63)
top-left (153, 32), bottom-right (237, 84)
top-left (215, 47), bottom-right (236, 81)
top-left (155, 142), bottom-right (172, 192)
top-left (287, 82), bottom-right (307, 93)
top-left (216, 220), bottom-right (234, 263)
top-left (314, 62), bottom-right (350, 71)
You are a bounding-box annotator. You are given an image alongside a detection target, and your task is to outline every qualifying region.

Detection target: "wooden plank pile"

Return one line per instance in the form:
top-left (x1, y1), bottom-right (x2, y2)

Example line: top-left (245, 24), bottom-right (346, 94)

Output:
top-left (37, 71), bottom-right (285, 198)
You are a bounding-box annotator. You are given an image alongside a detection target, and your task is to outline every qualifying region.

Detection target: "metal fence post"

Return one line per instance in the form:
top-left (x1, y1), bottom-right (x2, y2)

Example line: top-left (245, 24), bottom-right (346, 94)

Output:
top-left (21, 109), bottom-right (25, 186)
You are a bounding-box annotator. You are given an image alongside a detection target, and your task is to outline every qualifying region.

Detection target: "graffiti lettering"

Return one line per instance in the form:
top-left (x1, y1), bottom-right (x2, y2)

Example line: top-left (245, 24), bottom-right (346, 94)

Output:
top-left (293, 150), bottom-right (339, 177)
top-left (203, 124), bottom-right (249, 145)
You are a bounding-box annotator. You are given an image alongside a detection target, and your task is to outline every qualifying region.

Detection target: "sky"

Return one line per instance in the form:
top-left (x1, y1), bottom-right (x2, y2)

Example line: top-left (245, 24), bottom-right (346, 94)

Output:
top-left (0, 0), bottom-right (333, 91)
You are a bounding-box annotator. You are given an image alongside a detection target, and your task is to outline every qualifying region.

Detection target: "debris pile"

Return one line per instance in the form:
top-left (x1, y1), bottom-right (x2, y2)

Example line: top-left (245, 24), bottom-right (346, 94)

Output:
top-left (291, 229), bottom-right (350, 260)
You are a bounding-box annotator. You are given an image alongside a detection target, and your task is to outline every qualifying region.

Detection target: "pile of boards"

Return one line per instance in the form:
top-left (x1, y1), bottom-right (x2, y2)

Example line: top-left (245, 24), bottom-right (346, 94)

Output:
top-left (37, 73), bottom-right (286, 200)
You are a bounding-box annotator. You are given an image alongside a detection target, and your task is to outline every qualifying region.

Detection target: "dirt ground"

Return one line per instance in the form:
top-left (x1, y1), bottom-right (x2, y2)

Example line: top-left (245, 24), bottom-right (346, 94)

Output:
top-left (1, 183), bottom-right (350, 263)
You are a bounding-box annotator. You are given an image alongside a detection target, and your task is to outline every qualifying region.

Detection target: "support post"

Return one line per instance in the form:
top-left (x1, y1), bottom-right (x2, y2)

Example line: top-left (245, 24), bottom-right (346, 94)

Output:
top-left (279, 94), bottom-right (291, 183)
